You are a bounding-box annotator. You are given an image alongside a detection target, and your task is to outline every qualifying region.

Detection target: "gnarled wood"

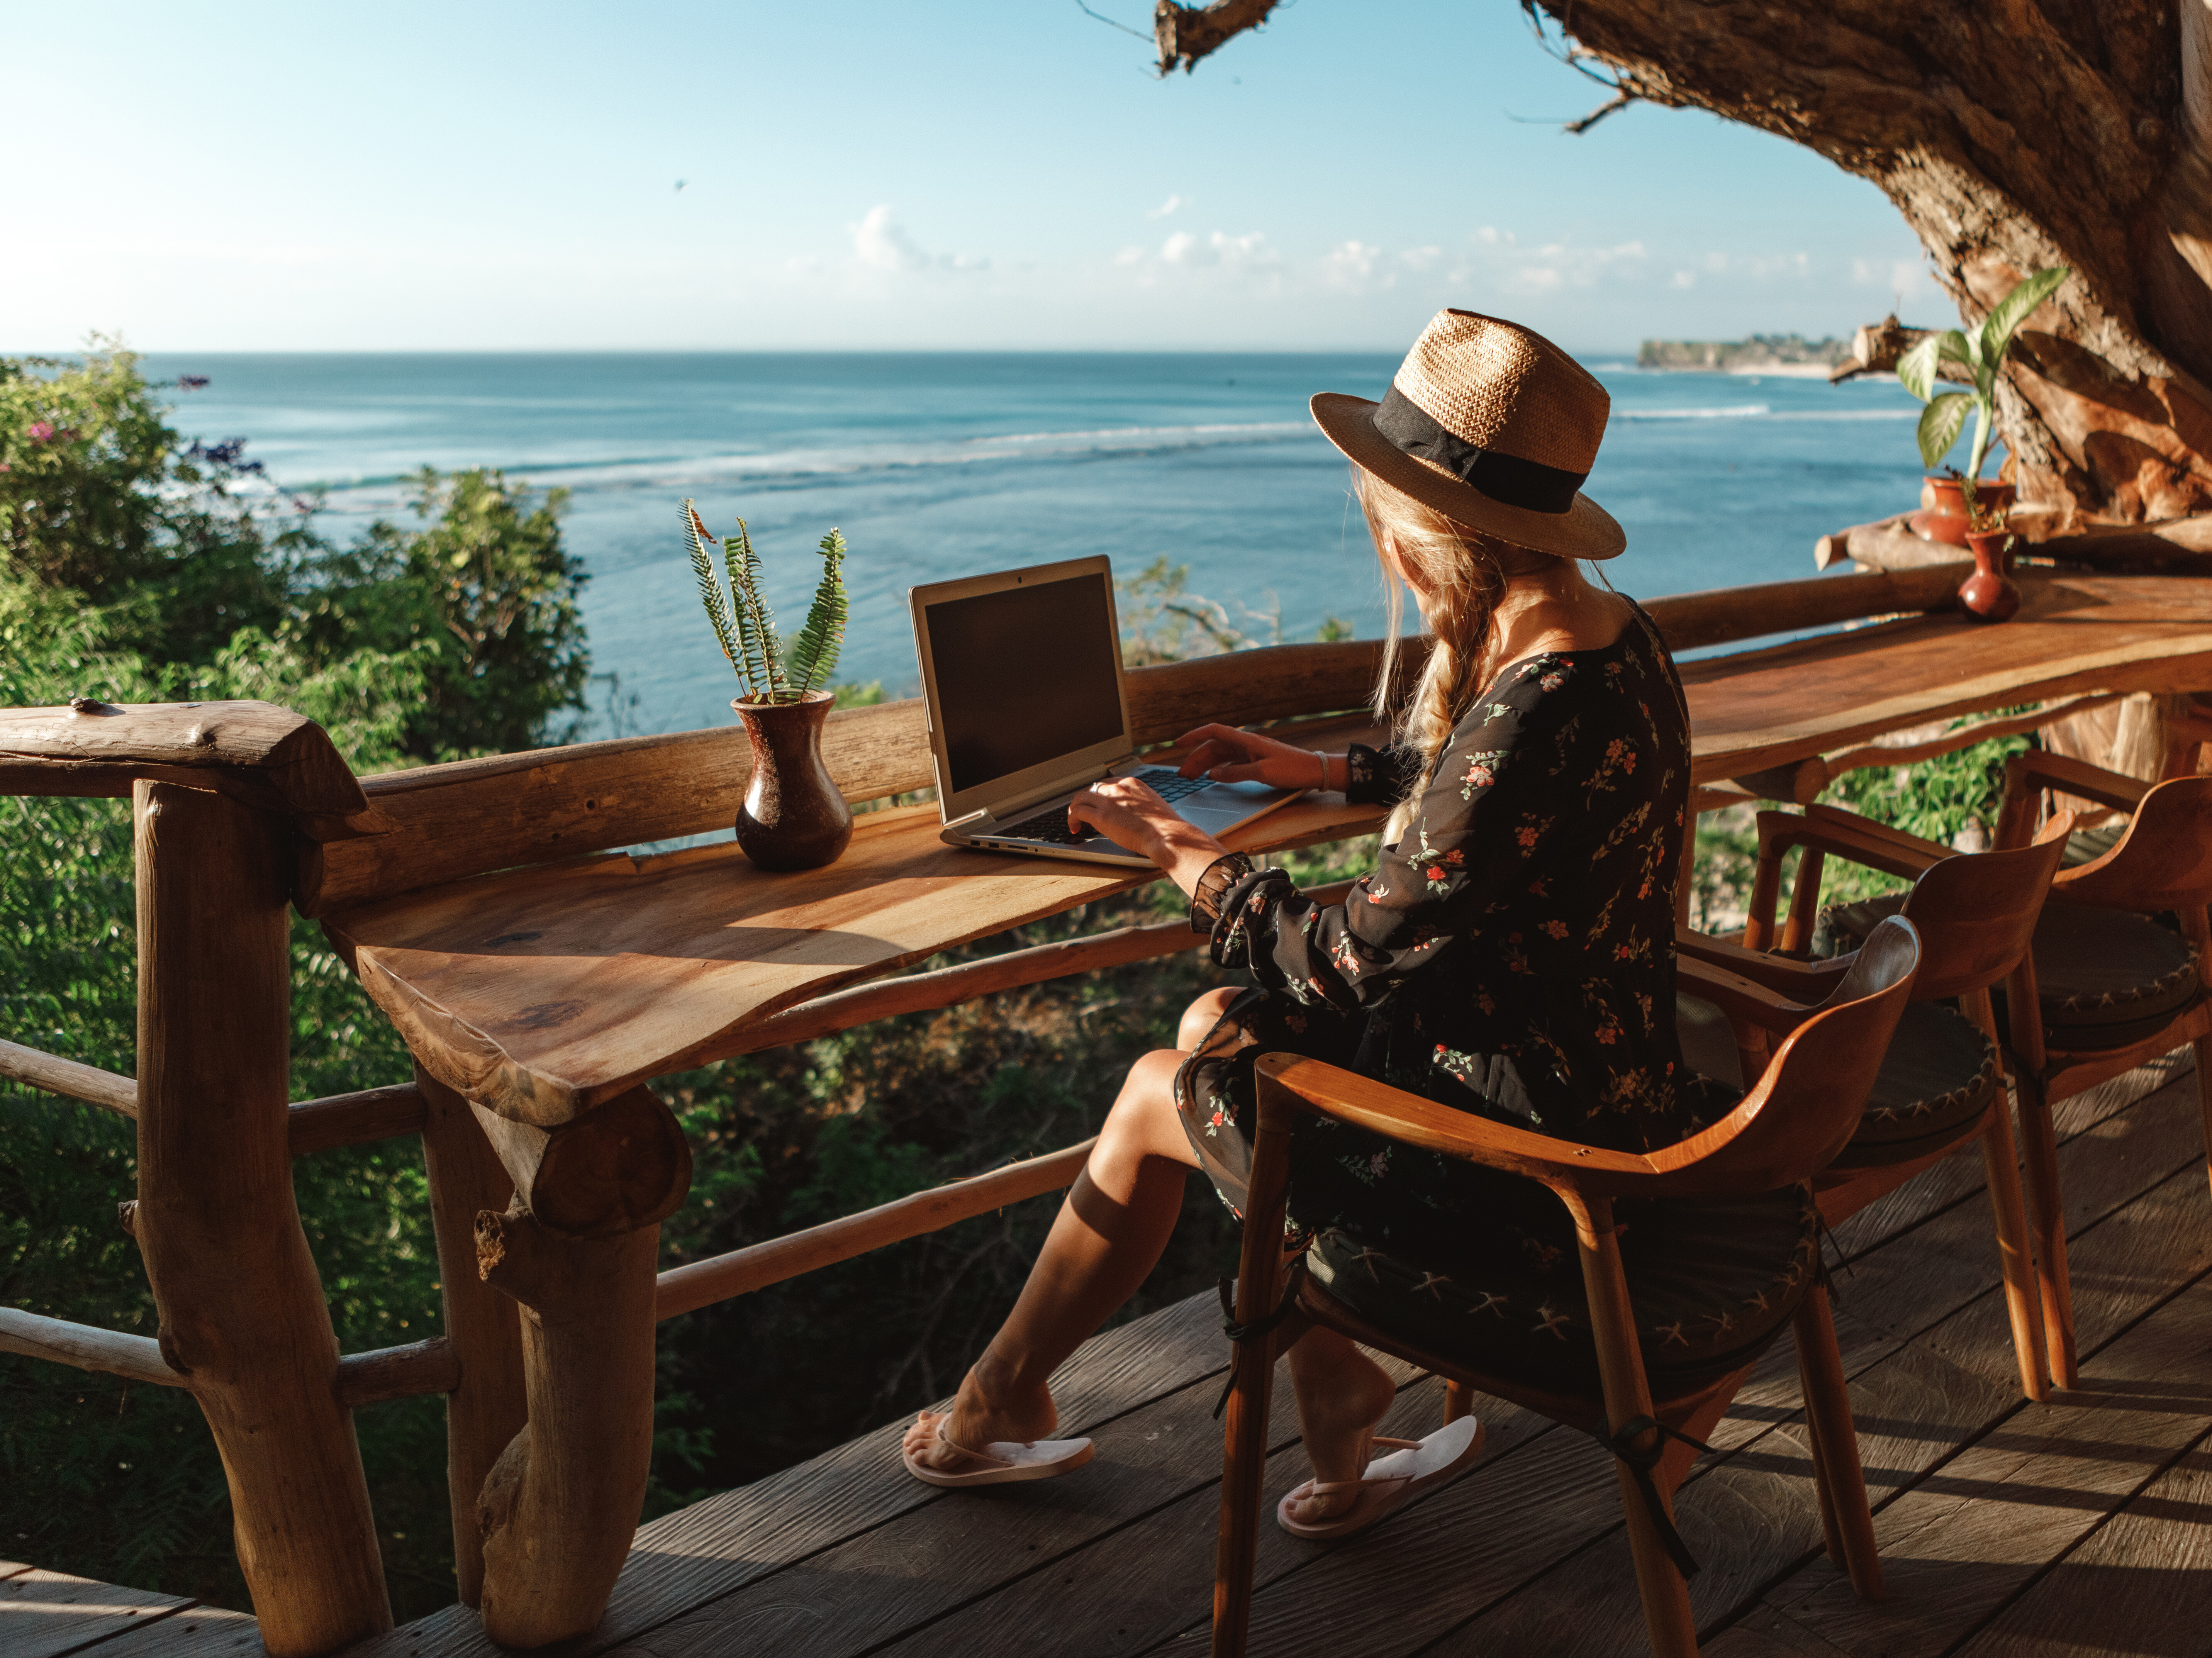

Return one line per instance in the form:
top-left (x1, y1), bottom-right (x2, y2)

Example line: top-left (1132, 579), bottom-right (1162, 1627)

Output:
top-left (468, 1087), bottom-right (691, 1239)
top-left (473, 1206), bottom-right (660, 1650)
top-left (655, 1138), bottom-right (1097, 1320)
top-left (129, 780), bottom-right (390, 1655)
top-left (416, 1068), bottom-right (526, 1611)
top-left (0, 700), bottom-right (369, 824)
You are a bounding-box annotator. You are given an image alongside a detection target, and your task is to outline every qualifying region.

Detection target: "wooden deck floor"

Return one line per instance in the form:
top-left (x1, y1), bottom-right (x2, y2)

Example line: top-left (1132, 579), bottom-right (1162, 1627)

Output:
top-left (12, 1052), bottom-right (2212, 1658)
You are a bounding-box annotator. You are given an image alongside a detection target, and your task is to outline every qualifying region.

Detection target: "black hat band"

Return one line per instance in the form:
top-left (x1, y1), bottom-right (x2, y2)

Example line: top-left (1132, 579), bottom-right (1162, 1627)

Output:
top-left (1371, 385), bottom-right (1587, 515)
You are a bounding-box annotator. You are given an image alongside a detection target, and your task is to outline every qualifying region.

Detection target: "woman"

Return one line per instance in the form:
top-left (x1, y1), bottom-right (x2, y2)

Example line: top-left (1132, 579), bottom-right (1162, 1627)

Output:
top-left (902, 310), bottom-right (1696, 1532)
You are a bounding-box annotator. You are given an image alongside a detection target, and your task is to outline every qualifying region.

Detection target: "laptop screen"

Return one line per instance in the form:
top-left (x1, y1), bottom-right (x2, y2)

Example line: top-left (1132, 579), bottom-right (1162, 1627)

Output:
top-left (922, 571), bottom-right (1125, 795)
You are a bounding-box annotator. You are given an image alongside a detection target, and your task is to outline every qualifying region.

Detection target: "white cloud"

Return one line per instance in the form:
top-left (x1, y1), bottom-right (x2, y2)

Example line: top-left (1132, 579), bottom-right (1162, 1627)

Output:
top-left (1161, 230), bottom-right (1203, 265)
top-left (1146, 193), bottom-right (1187, 220)
top-left (1321, 239), bottom-right (1387, 292)
top-left (850, 204), bottom-right (987, 275)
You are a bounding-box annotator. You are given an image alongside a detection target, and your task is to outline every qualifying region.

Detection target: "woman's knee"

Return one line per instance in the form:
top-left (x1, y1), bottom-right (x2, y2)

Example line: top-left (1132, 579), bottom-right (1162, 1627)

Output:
top-left (1177, 984), bottom-right (1241, 1050)
top-left (1098, 1048), bottom-right (1197, 1169)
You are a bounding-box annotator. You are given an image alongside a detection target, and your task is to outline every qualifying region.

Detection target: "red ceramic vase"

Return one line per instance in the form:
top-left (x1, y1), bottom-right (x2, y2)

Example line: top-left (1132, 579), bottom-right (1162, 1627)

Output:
top-left (1958, 529), bottom-right (2022, 623)
top-left (1911, 477), bottom-right (2016, 547)
top-left (731, 690), bottom-right (853, 870)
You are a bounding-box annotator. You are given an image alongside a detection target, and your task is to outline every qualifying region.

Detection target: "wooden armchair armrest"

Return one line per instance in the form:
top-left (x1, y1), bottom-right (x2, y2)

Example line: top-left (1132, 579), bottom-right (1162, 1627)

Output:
top-left (2000, 751), bottom-right (2132, 822)
top-left (0, 699), bottom-right (374, 832)
top-left (1758, 806), bottom-right (1948, 883)
top-left (1675, 928), bottom-right (1851, 1004)
top-left (1251, 1051), bottom-right (1660, 1197)
top-left (1674, 954), bottom-right (1818, 1037)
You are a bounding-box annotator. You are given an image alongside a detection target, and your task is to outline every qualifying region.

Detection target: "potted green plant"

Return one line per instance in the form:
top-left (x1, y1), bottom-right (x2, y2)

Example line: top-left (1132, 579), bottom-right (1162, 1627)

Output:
top-left (1897, 265), bottom-right (2069, 619)
top-left (685, 500), bottom-right (854, 870)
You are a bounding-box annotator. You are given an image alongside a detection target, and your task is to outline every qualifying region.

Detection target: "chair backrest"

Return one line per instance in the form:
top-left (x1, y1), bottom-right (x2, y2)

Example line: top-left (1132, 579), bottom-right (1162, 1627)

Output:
top-left (1644, 916), bottom-right (1920, 1198)
top-left (2054, 774), bottom-right (2212, 912)
top-left (1897, 814), bottom-right (2070, 999)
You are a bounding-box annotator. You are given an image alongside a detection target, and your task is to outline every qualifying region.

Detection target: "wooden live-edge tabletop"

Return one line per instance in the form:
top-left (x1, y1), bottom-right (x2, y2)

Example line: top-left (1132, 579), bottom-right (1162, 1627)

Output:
top-left (330, 571), bottom-right (2212, 1127)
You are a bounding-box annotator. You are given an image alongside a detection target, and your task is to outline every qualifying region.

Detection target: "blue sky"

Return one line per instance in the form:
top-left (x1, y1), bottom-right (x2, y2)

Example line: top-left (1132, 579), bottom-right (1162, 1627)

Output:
top-left (10, 0), bottom-right (1948, 354)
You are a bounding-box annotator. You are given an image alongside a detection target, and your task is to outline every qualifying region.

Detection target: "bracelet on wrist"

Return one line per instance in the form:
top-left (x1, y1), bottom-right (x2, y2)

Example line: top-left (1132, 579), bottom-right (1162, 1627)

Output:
top-left (1310, 749), bottom-right (1332, 792)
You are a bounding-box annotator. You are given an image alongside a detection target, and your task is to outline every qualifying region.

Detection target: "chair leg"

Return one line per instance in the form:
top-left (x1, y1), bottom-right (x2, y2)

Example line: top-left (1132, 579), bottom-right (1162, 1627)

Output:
top-left (2195, 1032), bottom-right (2212, 1212)
top-left (2015, 1071), bottom-right (2080, 1388)
top-left (1792, 1282), bottom-right (1881, 1599)
top-left (1977, 1095), bottom-right (2052, 1403)
top-left (1444, 1379), bottom-right (1476, 1426)
top-left (1795, 1355), bottom-right (1847, 1572)
top-left (1576, 1195), bottom-right (1699, 1658)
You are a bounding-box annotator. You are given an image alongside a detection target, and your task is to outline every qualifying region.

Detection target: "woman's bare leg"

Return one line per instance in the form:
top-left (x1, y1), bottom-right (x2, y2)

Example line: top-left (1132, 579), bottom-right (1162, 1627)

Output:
top-left (1281, 1326), bottom-right (1398, 1522)
top-left (905, 986), bottom-right (1238, 1468)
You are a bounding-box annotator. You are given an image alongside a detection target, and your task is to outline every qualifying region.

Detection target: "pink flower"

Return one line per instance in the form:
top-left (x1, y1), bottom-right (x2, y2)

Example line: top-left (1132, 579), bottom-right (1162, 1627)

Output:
top-left (26, 422), bottom-right (53, 441)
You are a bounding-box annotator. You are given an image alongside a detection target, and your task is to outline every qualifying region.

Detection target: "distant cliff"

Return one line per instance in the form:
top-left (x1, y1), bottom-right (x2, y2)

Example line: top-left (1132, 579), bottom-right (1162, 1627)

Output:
top-left (1637, 333), bottom-right (1850, 373)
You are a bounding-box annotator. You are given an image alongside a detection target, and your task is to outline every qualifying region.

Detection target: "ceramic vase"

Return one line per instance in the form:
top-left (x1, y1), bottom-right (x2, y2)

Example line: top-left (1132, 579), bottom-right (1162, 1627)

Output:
top-left (1911, 477), bottom-right (2015, 547)
top-left (731, 690), bottom-right (853, 870)
top-left (1958, 529), bottom-right (2022, 623)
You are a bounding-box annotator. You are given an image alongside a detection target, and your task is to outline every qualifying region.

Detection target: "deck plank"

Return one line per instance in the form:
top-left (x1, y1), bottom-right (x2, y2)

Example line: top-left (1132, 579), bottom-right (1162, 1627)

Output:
top-left (1950, 1439), bottom-right (2212, 1657)
top-left (1759, 1277), bottom-right (2212, 1656)
top-left (612, 1372), bottom-right (1444, 1658)
top-left (343, 1289), bottom-right (1238, 1658)
top-left (0, 1567), bottom-right (191, 1658)
top-left (60, 1604), bottom-right (262, 1657)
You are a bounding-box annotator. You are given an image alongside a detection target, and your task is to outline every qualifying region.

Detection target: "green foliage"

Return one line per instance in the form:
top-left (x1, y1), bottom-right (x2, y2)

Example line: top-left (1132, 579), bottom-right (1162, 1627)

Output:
top-left (1898, 266), bottom-right (2070, 484)
top-left (682, 502), bottom-right (848, 704)
top-left (787, 530), bottom-right (850, 697)
top-left (297, 466), bottom-right (589, 759)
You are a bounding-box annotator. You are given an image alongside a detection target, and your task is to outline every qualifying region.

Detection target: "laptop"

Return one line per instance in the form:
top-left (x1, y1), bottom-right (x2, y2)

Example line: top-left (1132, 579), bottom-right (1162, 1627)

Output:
top-left (909, 556), bottom-right (1301, 866)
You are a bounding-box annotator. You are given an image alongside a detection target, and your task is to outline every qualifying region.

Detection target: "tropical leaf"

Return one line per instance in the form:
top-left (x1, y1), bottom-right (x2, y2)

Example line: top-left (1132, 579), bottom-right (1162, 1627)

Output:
top-left (1916, 392), bottom-right (1973, 470)
top-left (1896, 334), bottom-right (1944, 403)
top-left (1979, 266), bottom-right (2070, 364)
top-left (724, 516), bottom-right (780, 701)
top-left (682, 500), bottom-right (744, 684)
top-left (788, 529), bottom-right (850, 696)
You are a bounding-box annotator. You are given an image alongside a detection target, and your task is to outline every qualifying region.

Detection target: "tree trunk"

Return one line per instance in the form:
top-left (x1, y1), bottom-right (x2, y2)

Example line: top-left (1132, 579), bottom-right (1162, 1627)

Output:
top-left (1168, 1), bottom-right (2212, 532)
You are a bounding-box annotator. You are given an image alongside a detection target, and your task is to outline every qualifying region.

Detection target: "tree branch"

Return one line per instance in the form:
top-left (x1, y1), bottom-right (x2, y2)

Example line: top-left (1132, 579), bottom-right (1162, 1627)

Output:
top-left (1563, 89), bottom-right (1635, 135)
top-left (1153, 0), bottom-right (1280, 76)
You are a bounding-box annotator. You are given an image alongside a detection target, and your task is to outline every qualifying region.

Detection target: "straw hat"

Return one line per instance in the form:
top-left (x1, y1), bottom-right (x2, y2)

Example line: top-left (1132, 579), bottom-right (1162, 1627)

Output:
top-left (1312, 309), bottom-right (1625, 560)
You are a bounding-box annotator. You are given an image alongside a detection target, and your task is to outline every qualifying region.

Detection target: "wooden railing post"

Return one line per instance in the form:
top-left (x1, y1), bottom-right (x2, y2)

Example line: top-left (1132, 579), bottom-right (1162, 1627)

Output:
top-left (416, 1068), bottom-right (527, 1607)
top-left (463, 1086), bottom-right (690, 1647)
top-left (130, 780), bottom-right (391, 1655)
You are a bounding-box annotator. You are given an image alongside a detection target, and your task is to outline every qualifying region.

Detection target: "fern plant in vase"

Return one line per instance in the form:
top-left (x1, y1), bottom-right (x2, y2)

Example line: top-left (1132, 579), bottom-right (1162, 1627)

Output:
top-left (684, 500), bottom-right (855, 869)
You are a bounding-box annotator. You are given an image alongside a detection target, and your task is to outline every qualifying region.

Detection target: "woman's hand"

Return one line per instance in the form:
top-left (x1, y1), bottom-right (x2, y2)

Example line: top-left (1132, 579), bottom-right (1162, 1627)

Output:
top-left (1067, 775), bottom-right (1228, 897)
top-left (1174, 724), bottom-right (1333, 791)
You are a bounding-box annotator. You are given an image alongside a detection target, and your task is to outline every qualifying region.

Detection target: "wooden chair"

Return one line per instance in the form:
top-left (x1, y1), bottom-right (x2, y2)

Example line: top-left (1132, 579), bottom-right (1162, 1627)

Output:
top-left (1675, 803), bottom-right (2074, 1402)
top-left (1209, 919), bottom-right (1923, 1658)
top-left (1982, 752), bottom-right (2212, 1386)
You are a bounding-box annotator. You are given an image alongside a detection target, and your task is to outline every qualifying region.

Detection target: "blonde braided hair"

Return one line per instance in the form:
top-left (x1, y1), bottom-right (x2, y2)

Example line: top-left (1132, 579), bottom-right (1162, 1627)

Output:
top-left (1356, 467), bottom-right (1510, 843)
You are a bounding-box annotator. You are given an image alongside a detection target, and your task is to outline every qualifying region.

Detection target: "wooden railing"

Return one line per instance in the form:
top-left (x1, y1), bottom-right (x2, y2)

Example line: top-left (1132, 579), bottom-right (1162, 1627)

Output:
top-left (0, 559), bottom-right (2008, 1655)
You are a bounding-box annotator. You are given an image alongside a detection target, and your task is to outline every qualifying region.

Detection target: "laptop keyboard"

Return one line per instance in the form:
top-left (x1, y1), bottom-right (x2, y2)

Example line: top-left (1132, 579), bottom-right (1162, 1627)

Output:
top-left (996, 768), bottom-right (1207, 843)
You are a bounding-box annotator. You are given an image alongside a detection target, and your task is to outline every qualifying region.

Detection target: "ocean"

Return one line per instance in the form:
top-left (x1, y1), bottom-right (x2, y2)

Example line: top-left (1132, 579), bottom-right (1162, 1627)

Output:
top-left (137, 352), bottom-right (1924, 742)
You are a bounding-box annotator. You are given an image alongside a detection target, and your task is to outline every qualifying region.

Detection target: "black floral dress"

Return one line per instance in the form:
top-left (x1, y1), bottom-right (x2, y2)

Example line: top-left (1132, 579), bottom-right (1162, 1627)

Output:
top-left (1175, 601), bottom-right (1712, 1278)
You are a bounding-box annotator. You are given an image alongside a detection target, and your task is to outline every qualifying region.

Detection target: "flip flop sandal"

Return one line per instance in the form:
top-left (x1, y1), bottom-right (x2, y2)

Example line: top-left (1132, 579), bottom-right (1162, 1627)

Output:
top-left (1276, 1414), bottom-right (1486, 1539)
top-left (900, 1414), bottom-right (1096, 1488)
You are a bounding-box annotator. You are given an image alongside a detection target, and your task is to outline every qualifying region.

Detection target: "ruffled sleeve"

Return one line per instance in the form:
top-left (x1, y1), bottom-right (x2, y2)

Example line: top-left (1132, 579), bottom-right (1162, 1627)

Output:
top-left (1343, 741), bottom-right (1422, 806)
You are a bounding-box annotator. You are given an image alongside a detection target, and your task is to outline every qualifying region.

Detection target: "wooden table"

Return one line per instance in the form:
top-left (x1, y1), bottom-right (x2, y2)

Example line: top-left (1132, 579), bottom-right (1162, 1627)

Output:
top-left (329, 570), bottom-right (2212, 1130)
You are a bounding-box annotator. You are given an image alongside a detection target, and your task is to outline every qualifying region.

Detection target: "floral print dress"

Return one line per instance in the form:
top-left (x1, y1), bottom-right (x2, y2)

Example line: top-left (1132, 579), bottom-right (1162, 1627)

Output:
top-left (1174, 600), bottom-right (1710, 1276)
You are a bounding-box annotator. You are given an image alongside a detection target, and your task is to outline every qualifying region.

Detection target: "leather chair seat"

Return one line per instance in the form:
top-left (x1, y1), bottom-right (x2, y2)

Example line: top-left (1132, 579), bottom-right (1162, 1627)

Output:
top-left (1843, 999), bottom-right (2001, 1151)
top-left (1825, 893), bottom-right (2200, 1052)
top-left (1305, 1179), bottom-right (1820, 1397)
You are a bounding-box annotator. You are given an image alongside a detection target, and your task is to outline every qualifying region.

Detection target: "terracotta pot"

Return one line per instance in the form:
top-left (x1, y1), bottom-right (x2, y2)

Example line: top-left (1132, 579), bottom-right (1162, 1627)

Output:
top-left (730, 691), bottom-right (853, 871)
top-left (1910, 477), bottom-right (2016, 547)
top-left (1958, 529), bottom-right (2022, 623)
